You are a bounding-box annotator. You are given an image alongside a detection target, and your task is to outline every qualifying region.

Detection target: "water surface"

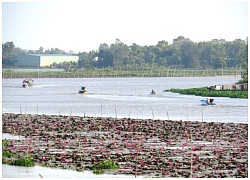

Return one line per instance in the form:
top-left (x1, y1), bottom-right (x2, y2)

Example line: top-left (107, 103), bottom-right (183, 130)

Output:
top-left (2, 76), bottom-right (247, 123)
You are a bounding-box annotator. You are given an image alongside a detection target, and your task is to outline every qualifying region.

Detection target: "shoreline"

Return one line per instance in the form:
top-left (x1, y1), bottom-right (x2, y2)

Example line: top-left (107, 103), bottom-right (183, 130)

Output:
top-left (2, 113), bottom-right (248, 178)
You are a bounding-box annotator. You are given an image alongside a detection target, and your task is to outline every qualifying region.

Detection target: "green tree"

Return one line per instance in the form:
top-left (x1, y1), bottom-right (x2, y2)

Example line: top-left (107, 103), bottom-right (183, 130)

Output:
top-left (97, 43), bottom-right (114, 68)
top-left (129, 43), bottom-right (145, 66)
top-left (180, 41), bottom-right (200, 68)
top-left (2, 41), bottom-right (15, 58)
top-left (110, 39), bottom-right (130, 67)
top-left (2, 42), bottom-right (16, 66)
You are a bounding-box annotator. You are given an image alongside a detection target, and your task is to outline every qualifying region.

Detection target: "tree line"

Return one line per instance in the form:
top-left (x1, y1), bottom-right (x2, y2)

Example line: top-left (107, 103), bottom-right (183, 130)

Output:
top-left (2, 36), bottom-right (248, 71)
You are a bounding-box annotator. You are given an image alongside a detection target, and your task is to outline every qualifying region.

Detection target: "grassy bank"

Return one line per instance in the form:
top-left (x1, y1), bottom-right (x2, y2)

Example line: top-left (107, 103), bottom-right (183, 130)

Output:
top-left (2, 68), bottom-right (244, 78)
top-left (165, 86), bottom-right (248, 99)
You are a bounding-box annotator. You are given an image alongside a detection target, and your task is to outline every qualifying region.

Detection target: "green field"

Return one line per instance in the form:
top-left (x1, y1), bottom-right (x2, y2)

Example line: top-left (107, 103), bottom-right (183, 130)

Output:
top-left (2, 68), bottom-right (244, 78)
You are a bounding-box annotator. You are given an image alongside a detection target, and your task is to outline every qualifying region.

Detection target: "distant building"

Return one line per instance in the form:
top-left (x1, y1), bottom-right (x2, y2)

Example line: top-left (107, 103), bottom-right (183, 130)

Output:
top-left (215, 83), bottom-right (248, 90)
top-left (13, 54), bottom-right (79, 67)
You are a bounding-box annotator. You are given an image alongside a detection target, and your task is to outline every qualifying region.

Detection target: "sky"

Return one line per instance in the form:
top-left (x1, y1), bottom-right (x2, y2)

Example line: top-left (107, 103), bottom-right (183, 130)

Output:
top-left (1, 0), bottom-right (248, 53)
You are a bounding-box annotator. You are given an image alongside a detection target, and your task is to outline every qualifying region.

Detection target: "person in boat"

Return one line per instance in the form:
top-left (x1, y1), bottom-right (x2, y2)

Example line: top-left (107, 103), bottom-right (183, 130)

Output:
top-left (80, 86), bottom-right (87, 94)
top-left (151, 89), bottom-right (156, 95)
top-left (207, 98), bottom-right (214, 104)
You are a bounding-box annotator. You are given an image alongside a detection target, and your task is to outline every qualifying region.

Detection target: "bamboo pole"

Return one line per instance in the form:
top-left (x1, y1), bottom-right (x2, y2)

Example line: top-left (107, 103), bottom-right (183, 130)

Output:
top-left (190, 131), bottom-right (193, 178)
top-left (201, 110), bottom-right (203, 122)
top-left (25, 106), bottom-right (27, 117)
top-left (115, 105), bottom-right (117, 119)
top-left (166, 110), bottom-right (169, 120)
top-left (101, 104), bottom-right (103, 117)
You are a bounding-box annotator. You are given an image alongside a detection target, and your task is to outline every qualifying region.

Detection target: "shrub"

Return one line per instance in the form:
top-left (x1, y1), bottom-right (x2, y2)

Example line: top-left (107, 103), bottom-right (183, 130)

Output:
top-left (10, 156), bottom-right (34, 167)
top-left (91, 159), bottom-right (119, 174)
top-left (2, 140), bottom-right (7, 147)
top-left (2, 151), bottom-right (16, 158)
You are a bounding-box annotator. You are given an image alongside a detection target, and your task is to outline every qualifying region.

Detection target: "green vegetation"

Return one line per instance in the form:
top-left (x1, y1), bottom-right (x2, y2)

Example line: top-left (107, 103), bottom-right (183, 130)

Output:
top-left (2, 140), bottom-right (7, 147)
top-left (9, 156), bottom-right (35, 167)
top-left (2, 151), bottom-right (17, 158)
top-left (91, 159), bottom-right (120, 174)
top-left (2, 37), bottom-right (248, 72)
top-left (3, 140), bottom-right (35, 167)
top-left (165, 86), bottom-right (248, 99)
top-left (2, 67), bottom-right (245, 78)
top-left (93, 168), bottom-right (105, 174)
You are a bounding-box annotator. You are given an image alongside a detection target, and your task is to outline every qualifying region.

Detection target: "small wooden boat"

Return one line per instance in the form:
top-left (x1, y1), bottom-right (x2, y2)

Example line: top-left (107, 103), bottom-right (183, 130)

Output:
top-left (201, 98), bottom-right (216, 106)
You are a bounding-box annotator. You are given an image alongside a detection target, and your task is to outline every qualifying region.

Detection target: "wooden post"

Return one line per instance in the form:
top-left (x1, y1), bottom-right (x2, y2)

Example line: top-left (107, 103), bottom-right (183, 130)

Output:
top-left (201, 110), bottom-right (203, 122)
top-left (101, 104), bottom-right (103, 117)
top-left (151, 108), bottom-right (155, 120)
top-left (25, 106), bottom-right (27, 117)
top-left (190, 131), bottom-right (193, 178)
top-left (166, 110), bottom-right (169, 120)
top-left (115, 105), bottom-right (117, 119)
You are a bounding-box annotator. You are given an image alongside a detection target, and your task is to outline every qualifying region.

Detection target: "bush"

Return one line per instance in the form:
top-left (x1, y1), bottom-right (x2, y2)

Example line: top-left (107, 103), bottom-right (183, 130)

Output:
top-left (165, 87), bottom-right (248, 99)
top-left (91, 159), bottom-right (119, 174)
top-left (10, 156), bottom-right (34, 167)
top-left (2, 151), bottom-right (16, 158)
top-left (2, 140), bottom-right (7, 147)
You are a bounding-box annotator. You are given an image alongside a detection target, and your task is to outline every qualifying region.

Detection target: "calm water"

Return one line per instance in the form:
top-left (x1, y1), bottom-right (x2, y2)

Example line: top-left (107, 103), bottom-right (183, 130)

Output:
top-left (1, 76), bottom-right (248, 178)
top-left (2, 76), bottom-right (248, 123)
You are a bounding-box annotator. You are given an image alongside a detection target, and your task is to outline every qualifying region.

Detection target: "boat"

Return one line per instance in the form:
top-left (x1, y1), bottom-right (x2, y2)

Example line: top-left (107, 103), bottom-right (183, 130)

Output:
top-left (22, 79), bottom-right (34, 88)
top-left (79, 86), bottom-right (88, 94)
top-left (201, 98), bottom-right (216, 106)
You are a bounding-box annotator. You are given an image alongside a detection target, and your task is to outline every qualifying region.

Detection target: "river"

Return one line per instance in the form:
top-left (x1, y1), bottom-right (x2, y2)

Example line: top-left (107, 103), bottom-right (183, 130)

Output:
top-left (2, 76), bottom-right (248, 123)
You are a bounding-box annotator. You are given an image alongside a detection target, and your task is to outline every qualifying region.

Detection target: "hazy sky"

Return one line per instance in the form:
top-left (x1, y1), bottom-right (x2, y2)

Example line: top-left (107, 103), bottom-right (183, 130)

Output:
top-left (2, 0), bottom-right (248, 53)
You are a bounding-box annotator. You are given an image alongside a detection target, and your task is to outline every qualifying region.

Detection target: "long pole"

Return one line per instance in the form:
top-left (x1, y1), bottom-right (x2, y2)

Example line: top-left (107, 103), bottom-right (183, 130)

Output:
top-left (101, 104), bottom-right (103, 117)
top-left (115, 105), bottom-right (117, 119)
top-left (201, 110), bottom-right (203, 122)
top-left (166, 110), bottom-right (169, 120)
top-left (190, 131), bottom-right (193, 178)
top-left (25, 106), bottom-right (27, 117)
